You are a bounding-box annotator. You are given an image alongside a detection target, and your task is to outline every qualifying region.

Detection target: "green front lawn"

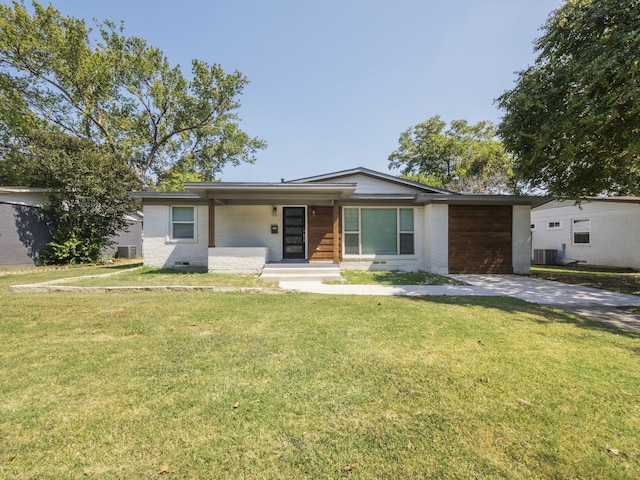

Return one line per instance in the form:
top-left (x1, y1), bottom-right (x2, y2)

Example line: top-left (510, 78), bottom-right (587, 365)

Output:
top-left (2, 268), bottom-right (639, 479)
top-left (56, 266), bottom-right (278, 288)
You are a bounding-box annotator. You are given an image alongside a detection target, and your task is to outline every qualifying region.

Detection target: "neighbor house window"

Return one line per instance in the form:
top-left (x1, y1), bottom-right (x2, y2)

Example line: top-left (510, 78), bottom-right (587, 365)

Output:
top-left (171, 206), bottom-right (195, 239)
top-left (343, 208), bottom-right (414, 255)
top-left (547, 221), bottom-right (561, 230)
top-left (572, 219), bottom-right (590, 244)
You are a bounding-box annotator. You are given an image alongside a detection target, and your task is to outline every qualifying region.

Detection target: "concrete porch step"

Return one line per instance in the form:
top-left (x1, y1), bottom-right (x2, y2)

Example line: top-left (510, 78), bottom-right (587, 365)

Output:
top-left (260, 263), bottom-right (342, 282)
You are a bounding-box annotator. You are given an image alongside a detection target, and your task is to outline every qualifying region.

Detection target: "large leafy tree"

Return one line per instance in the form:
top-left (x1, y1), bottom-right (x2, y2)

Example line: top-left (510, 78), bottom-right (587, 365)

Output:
top-left (0, 0), bottom-right (266, 190)
top-left (497, 0), bottom-right (640, 197)
top-left (388, 116), bottom-right (515, 194)
top-left (3, 131), bottom-right (140, 264)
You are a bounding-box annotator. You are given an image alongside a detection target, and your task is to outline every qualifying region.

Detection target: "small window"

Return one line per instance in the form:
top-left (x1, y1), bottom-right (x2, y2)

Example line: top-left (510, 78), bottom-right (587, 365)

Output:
top-left (172, 206), bottom-right (195, 239)
top-left (573, 219), bottom-right (590, 244)
top-left (344, 208), bottom-right (360, 255)
top-left (399, 208), bottom-right (414, 255)
top-left (547, 221), bottom-right (561, 230)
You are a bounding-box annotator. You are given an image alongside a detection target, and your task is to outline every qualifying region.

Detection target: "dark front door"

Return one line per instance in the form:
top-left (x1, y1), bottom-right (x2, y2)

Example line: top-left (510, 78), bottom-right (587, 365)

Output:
top-left (283, 207), bottom-right (306, 260)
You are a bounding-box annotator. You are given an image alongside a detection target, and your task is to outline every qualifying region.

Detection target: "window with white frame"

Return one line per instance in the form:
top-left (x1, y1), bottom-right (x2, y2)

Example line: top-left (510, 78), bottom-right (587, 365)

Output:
top-left (547, 221), bottom-right (561, 230)
top-left (171, 206), bottom-right (195, 239)
top-left (572, 219), bottom-right (590, 244)
top-left (343, 207), bottom-right (414, 255)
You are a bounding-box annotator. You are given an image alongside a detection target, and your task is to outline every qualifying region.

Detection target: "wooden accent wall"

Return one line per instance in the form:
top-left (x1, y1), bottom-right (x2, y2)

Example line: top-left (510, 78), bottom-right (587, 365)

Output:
top-left (308, 206), bottom-right (341, 262)
top-left (448, 205), bottom-right (512, 274)
top-left (332, 202), bottom-right (340, 264)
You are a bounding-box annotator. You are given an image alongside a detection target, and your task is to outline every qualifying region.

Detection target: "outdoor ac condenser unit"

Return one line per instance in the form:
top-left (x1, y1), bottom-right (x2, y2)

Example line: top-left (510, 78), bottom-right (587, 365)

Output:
top-left (533, 249), bottom-right (557, 265)
top-left (117, 245), bottom-right (137, 259)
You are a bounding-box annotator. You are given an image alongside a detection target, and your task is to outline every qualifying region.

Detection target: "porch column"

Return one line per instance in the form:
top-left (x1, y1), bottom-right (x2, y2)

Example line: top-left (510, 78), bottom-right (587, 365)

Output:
top-left (208, 199), bottom-right (216, 248)
top-left (332, 201), bottom-right (340, 264)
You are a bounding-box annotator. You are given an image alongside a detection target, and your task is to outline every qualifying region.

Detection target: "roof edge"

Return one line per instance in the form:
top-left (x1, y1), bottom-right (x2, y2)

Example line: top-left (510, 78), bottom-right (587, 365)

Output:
top-left (286, 167), bottom-right (457, 195)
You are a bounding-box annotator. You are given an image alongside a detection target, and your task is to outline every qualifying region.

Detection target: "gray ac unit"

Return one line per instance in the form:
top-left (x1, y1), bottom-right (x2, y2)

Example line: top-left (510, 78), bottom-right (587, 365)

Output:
top-left (533, 249), bottom-right (557, 265)
top-left (117, 245), bottom-right (137, 259)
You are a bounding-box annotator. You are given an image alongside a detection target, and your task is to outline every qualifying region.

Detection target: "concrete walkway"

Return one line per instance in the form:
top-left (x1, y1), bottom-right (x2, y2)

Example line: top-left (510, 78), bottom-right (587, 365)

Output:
top-left (280, 274), bottom-right (640, 333)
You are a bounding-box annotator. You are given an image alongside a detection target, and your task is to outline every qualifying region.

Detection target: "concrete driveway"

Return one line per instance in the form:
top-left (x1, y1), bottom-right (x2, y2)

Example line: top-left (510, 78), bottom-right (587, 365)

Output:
top-left (281, 274), bottom-right (640, 306)
top-left (450, 274), bottom-right (640, 307)
top-left (280, 274), bottom-right (640, 332)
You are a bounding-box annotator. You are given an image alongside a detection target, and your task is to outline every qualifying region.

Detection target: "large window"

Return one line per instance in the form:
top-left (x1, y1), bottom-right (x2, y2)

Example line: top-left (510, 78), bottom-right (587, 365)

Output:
top-left (572, 219), bottom-right (590, 244)
top-left (344, 208), bottom-right (414, 255)
top-left (171, 206), bottom-right (195, 239)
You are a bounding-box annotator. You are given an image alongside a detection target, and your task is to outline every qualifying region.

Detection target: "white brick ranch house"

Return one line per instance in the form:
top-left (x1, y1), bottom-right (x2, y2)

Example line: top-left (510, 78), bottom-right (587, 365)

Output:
top-left (131, 167), bottom-right (533, 275)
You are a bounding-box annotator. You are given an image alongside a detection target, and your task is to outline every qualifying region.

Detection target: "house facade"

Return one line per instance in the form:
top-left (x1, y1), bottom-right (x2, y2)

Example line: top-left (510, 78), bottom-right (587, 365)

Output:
top-left (132, 168), bottom-right (532, 275)
top-left (531, 197), bottom-right (640, 269)
top-left (0, 187), bottom-right (143, 267)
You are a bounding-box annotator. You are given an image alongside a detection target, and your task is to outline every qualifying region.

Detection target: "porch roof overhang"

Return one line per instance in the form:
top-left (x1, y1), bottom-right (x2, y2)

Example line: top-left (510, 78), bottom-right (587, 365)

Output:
top-left (182, 182), bottom-right (358, 205)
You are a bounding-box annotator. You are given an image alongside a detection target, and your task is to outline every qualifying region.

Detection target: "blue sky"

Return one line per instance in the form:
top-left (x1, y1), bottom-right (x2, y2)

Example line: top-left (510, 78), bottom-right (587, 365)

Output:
top-left (33, 0), bottom-right (563, 182)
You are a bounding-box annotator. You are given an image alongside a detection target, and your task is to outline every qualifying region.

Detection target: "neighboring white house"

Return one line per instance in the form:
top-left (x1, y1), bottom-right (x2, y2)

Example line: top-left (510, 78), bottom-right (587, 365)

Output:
top-left (531, 197), bottom-right (640, 270)
top-left (131, 167), bottom-right (534, 275)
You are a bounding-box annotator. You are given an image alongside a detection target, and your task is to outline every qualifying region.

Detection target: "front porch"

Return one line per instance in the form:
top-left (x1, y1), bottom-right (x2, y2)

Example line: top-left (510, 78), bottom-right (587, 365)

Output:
top-left (206, 201), bottom-right (344, 268)
top-left (206, 247), bottom-right (342, 281)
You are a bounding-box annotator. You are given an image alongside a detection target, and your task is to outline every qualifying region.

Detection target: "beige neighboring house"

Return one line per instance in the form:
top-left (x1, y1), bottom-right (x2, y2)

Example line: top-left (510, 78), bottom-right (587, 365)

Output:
top-left (0, 187), bottom-right (143, 267)
top-left (131, 167), bottom-right (534, 275)
top-left (531, 197), bottom-right (640, 269)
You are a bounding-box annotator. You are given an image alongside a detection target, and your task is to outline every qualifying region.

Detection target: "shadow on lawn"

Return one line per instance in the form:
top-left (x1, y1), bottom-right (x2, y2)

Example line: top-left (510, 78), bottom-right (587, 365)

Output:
top-left (341, 270), bottom-right (463, 286)
top-left (104, 261), bottom-right (143, 271)
top-left (404, 294), bottom-right (640, 341)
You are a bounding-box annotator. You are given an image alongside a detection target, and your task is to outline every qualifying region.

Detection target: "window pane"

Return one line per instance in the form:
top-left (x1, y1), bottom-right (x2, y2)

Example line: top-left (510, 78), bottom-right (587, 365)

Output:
top-left (344, 208), bottom-right (359, 232)
top-left (173, 223), bottom-right (194, 239)
top-left (573, 219), bottom-right (590, 244)
top-left (400, 233), bottom-right (414, 254)
top-left (573, 219), bottom-right (590, 232)
top-left (172, 207), bottom-right (194, 222)
top-left (574, 232), bottom-right (590, 244)
top-left (362, 209), bottom-right (396, 254)
top-left (399, 208), bottom-right (414, 231)
top-left (345, 233), bottom-right (359, 254)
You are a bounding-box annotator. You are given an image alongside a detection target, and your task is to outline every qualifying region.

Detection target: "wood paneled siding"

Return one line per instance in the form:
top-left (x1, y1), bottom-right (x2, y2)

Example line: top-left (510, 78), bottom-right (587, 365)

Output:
top-left (308, 206), bottom-right (341, 262)
top-left (448, 205), bottom-right (513, 274)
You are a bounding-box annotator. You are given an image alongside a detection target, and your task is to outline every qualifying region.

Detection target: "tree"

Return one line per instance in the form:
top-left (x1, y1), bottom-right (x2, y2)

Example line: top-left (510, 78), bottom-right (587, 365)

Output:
top-left (497, 0), bottom-right (640, 198)
top-left (1, 130), bottom-right (140, 264)
top-left (388, 116), bottom-right (516, 194)
top-left (0, 0), bottom-right (266, 190)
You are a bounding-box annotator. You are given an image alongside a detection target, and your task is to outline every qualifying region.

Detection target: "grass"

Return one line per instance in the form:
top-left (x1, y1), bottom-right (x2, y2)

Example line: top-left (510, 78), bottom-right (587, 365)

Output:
top-left (531, 264), bottom-right (640, 296)
top-left (52, 265), bottom-right (278, 288)
top-left (11, 266), bottom-right (456, 289)
top-left (0, 261), bottom-right (142, 285)
top-left (2, 267), bottom-right (640, 478)
top-left (332, 269), bottom-right (464, 285)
